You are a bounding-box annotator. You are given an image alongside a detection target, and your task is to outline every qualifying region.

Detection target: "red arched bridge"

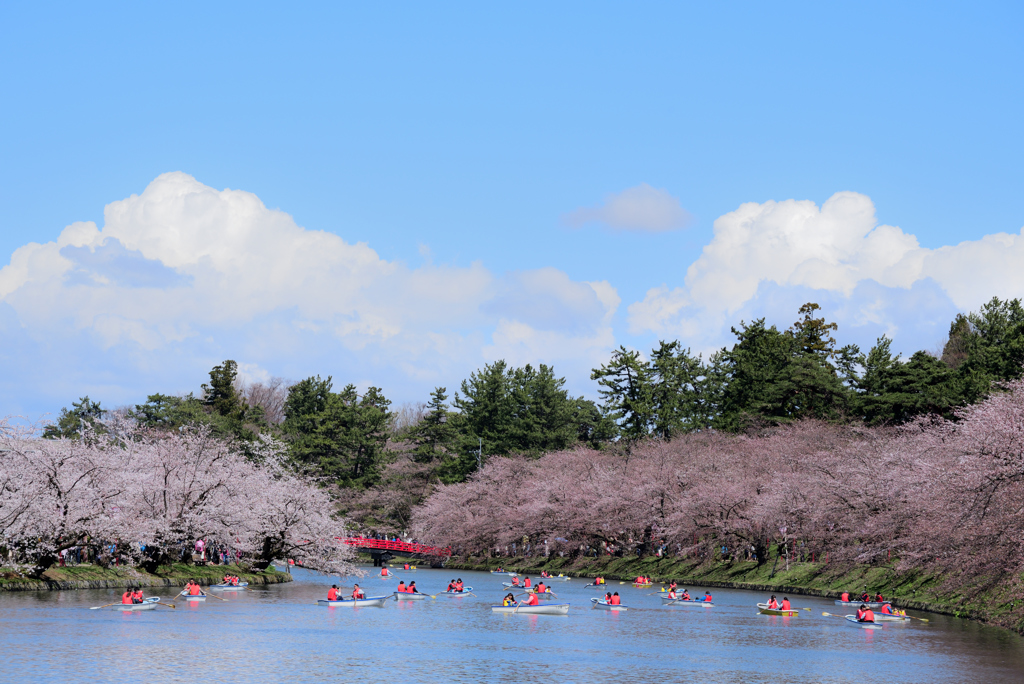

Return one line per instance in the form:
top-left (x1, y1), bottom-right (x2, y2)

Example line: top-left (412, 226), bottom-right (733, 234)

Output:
top-left (341, 537), bottom-right (451, 557)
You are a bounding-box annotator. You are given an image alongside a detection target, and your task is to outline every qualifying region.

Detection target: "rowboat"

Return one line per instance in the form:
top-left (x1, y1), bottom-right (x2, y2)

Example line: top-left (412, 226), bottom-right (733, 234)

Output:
top-left (835, 600), bottom-right (885, 609)
top-left (873, 612), bottom-right (911, 622)
top-left (113, 597), bottom-right (161, 611)
top-left (491, 603), bottom-right (569, 615)
top-left (633, 583), bottom-right (653, 588)
top-left (757, 602), bottom-right (799, 616)
top-left (660, 596), bottom-right (714, 607)
top-left (318, 596), bottom-right (389, 607)
top-left (179, 592), bottom-right (207, 601)
top-left (845, 615), bottom-right (881, 629)
top-left (491, 571), bottom-right (518, 575)
top-left (438, 588), bottom-right (473, 597)
top-left (591, 598), bottom-right (627, 611)
top-left (209, 582), bottom-right (248, 590)
top-left (539, 575), bottom-right (571, 581)
top-left (393, 592), bottom-right (428, 600)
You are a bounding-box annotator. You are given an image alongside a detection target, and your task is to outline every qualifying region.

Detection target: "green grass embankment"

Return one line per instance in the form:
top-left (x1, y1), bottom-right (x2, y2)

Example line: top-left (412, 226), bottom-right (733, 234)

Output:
top-left (442, 554), bottom-right (1024, 634)
top-left (0, 562), bottom-right (292, 592)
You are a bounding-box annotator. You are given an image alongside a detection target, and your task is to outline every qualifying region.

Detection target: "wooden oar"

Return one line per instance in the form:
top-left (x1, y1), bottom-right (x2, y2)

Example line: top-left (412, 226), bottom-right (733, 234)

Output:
top-left (89, 602), bottom-right (117, 610)
top-left (156, 602), bottom-right (177, 609)
top-left (204, 592), bottom-right (228, 602)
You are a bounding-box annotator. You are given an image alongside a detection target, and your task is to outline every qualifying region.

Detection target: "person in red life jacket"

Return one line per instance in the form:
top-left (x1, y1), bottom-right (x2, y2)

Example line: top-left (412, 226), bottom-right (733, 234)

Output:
top-left (610, 592), bottom-right (621, 605)
top-left (454, 578), bottom-right (464, 592)
top-left (188, 580), bottom-right (203, 596)
top-left (404, 563), bottom-right (410, 571)
top-left (536, 582), bottom-right (547, 595)
top-left (861, 592), bottom-right (870, 603)
top-left (767, 595), bottom-right (779, 609)
top-left (131, 589), bottom-right (144, 604)
top-left (351, 584), bottom-right (365, 600)
top-left (121, 590), bottom-right (133, 605)
top-left (396, 581), bottom-right (406, 593)
top-left (704, 592), bottom-right (713, 602)
top-left (875, 593), bottom-right (884, 602)
top-left (595, 576), bottom-right (604, 585)
top-left (857, 604), bottom-right (875, 622)
top-left (380, 566), bottom-right (390, 577)
top-left (880, 603), bottom-right (893, 614)
top-left (526, 592), bottom-right (540, 606)
top-left (604, 592), bottom-right (613, 603)
top-left (511, 576), bottom-right (520, 587)
top-left (523, 576), bottom-right (532, 589)
top-left (841, 591), bottom-right (850, 602)
top-left (781, 597), bottom-right (791, 610)
top-left (667, 588), bottom-right (677, 599)
top-left (680, 589), bottom-right (691, 601)
top-left (327, 585), bottom-right (339, 601)
top-left (447, 579), bottom-right (456, 592)
top-left (408, 581), bottom-right (419, 594)
top-left (668, 581), bottom-right (678, 593)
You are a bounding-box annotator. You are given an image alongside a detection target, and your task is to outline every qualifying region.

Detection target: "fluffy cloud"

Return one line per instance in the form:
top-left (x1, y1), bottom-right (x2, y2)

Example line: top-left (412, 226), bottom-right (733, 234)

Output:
top-left (0, 173), bottom-right (619, 413)
top-left (563, 183), bottom-right (693, 232)
top-left (628, 191), bottom-right (1024, 352)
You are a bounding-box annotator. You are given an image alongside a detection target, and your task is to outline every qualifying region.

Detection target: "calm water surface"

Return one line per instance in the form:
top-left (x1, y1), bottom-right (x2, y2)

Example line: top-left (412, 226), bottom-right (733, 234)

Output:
top-left (1, 566), bottom-right (1023, 683)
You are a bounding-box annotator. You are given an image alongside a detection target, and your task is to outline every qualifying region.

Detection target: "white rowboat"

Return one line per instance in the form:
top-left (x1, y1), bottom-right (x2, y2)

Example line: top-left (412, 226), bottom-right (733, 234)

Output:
top-left (490, 571), bottom-right (518, 576)
top-left (492, 603), bottom-right (569, 615)
top-left (835, 600), bottom-right (886, 609)
top-left (209, 582), bottom-right (248, 590)
top-left (318, 596), bottom-right (389, 607)
top-left (393, 592), bottom-right (428, 600)
top-left (113, 597), bottom-right (161, 611)
top-left (591, 598), bottom-right (627, 611)
top-left (538, 576), bottom-right (571, 581)
top-left (438, 589), bottom-right (473, 597)
top-left (874, 613), bottom-right (911, 622)
top-left (180, 592), bottom-right (207, 601)
top-left (845, 615), bottom-right (881, 629)
top-left (660, 596), bottom-right (714, 607)
top-left (757, 602), bottom-right (798, 616)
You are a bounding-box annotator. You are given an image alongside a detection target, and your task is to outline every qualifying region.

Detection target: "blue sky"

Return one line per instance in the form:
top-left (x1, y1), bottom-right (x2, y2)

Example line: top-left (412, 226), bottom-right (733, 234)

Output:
top-left (2, 2), bottom-right (1023, 417)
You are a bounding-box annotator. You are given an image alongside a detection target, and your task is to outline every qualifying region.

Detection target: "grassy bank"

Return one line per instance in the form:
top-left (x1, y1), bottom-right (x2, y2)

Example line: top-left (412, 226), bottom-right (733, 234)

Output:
top-left (0, 562), bottom-right (292, 592)
top-left (442, 554), bottom-right (1024, 634)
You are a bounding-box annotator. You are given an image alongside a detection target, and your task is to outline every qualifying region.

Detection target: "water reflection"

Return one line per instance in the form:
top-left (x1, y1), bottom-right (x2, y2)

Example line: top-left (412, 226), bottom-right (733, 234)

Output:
top-left (0, 566), bottom-right (1022, 683)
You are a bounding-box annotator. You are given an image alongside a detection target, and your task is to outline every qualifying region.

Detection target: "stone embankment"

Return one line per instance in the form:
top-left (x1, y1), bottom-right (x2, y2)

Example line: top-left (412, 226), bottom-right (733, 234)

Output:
top-left (0, 564), bottom-right (292, 592)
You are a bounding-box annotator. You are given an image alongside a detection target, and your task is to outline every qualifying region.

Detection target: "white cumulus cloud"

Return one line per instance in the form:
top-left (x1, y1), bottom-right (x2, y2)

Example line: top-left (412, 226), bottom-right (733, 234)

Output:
top-left (0, 172), bottom-right (620, 413)
top-left (628, 191), bottom-right (1024, 352)
top-left (563, 183), bottom-right (693, 232)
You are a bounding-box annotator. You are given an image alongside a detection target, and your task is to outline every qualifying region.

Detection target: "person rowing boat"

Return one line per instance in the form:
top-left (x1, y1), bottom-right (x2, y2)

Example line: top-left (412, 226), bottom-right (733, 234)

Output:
top-left (351, 584), bottom-right (365, 600)
top-left (455, 578), bottom-right (465, 592)
top-left (856, 604), bottom-right (875, 623)
top-left (407, 581), bottom-right (420, 594)
top-left (222, 574), bottom-right (240, 586)
top-left (447, 579), bottom-right (457, 592)
top-left (403, 563), bottom-right (411, 571)
top-left (510, 575), bottom-right (520, 587)
top-left (703, 591), bottom-right (713, 602)
top-left (380, 566), bottom-right (392, 577)
top-left (186, 580), bottom-right (204, 596)
top-left (679, 589), bottom-right (691, 601)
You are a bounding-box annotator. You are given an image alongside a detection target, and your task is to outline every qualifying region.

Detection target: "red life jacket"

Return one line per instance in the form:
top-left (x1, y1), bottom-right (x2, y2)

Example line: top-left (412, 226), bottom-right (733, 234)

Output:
top-left (781, 599), bottom-right (791, 610)
top-left (704, 594), bottom-right (713, 602)
top-left (512, 577), bottom-right (519, 586)
top-left (537, 583), bottom-right (546, 593)
top-left (841, 592), bottom-right (849, 602)
top-left (768, 599), bottom-right (778, 609)
top-left (681, 592), bottom-right (690, 601)
top-left (862, 609), bottom-right (875, 622)
top-left (122, 591), bottom-right (133, 604)
top-left (610, 595), bottom-right (620, 605)
top-left (404, 564), bottom-right (410, 570)
top-left (352, 589), bottom-right (364, 599)
top-left (668, 591), bottom-right (676, 599)
top-left (455, 582), bottom-right (463, 591)
top-left (327, 588), bottom-right (338, 600)
top-left (881, 604), bottom-right (892, 614)
top-left (396, 583), bottom-right (406, 593)
top-left (524, 578), bottom-right (531, 588)
top-left (189, 584), bottom-right (202, 596)
top-left (527, 594), bottom-right (539, 606)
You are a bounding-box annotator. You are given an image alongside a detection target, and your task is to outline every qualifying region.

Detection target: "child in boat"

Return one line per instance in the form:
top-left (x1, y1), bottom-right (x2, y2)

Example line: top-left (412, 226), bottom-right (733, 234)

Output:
top-left (605, 592), bottom-right (613, 603)
top-left (667, 588), bottom-right (677, 599)
top-left (447, 579), bottom-right (456, 592)
top-left (503, 593), bottom-right (517, 606)
top-left (680, 589), bottom-right (691, 601)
